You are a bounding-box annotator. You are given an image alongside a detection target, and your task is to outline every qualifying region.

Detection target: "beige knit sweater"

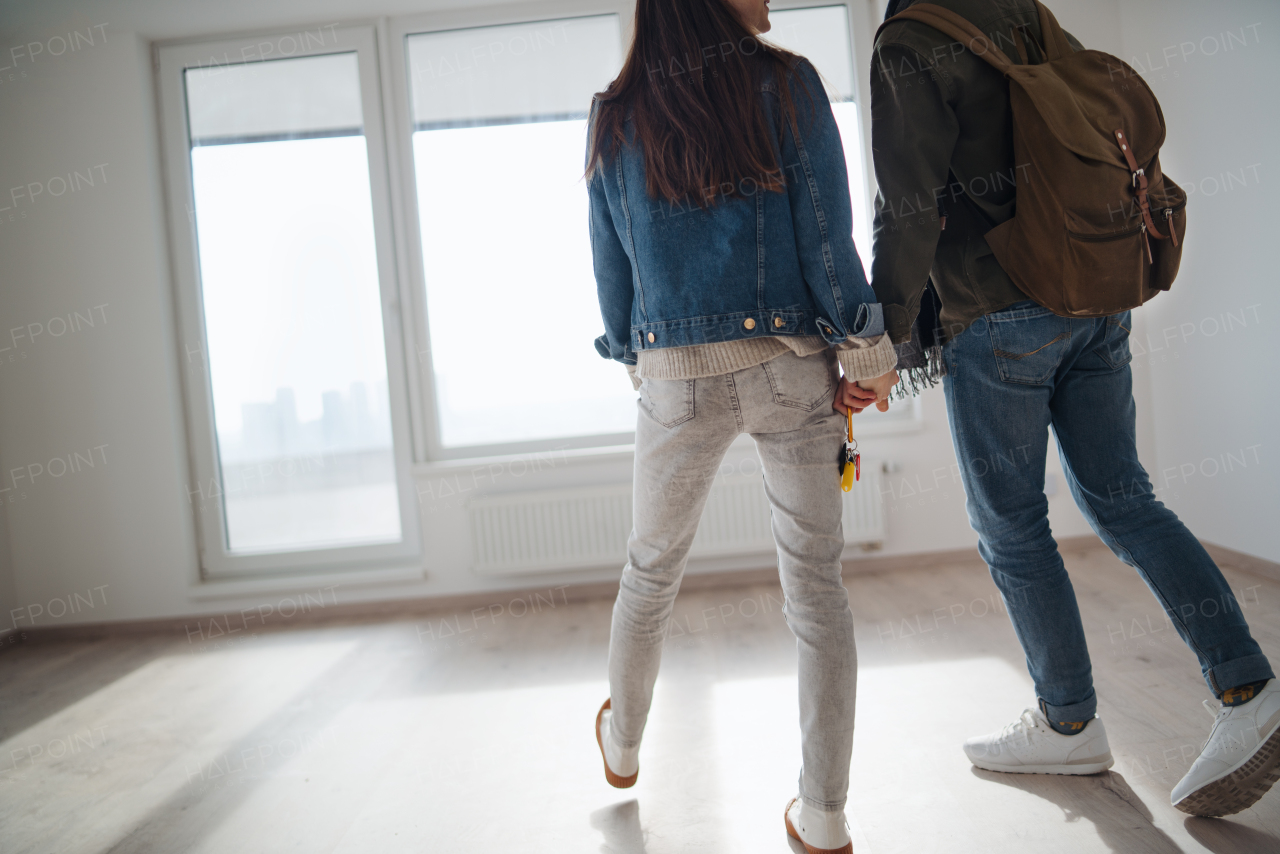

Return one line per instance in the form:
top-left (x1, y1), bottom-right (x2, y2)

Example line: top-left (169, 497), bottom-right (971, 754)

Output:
top-left (625, 332), bottom-right (896, 390)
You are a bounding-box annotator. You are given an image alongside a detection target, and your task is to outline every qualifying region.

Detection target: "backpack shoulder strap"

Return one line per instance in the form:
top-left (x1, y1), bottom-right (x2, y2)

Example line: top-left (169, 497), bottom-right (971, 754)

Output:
top-left (875, 3), bottom-right (1015, 73)
top-left (1033, 1), bottom-right (1075, 60)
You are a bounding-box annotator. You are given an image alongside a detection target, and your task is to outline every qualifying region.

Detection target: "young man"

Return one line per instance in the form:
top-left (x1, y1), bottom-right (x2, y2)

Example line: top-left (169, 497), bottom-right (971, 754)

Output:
top-left (865, 0), bottom-right (1278, 816)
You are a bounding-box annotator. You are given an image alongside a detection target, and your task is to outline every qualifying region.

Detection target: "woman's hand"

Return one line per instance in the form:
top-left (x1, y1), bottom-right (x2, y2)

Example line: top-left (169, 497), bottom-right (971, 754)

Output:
top-left (833, 378), bottom-right (878, 415)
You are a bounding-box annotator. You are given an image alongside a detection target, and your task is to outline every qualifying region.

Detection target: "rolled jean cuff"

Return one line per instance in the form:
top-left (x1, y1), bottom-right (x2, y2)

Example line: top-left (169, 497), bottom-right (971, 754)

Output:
top-left (1040, 691), bottom-right (1097, 724)
top-left (1205, 653), bottom-right (1275, 697)
top-left (800, 792), bottom-right (847, 812)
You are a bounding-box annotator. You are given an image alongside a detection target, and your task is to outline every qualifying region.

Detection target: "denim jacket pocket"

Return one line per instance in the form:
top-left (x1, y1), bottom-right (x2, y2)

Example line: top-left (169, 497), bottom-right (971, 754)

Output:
top-left (987, 309), bottom-right (1071, 385)
top-left (638, 377), bottom-right (695, 428)
top-left (761, 350), bottom-right (836, 411)
top-left (1096, 313), bottom-right (1134, 371)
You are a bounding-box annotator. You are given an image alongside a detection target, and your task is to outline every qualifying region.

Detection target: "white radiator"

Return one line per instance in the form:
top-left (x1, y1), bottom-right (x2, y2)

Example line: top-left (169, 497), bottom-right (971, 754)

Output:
top-left (468, 466), bottom-right (885, 576)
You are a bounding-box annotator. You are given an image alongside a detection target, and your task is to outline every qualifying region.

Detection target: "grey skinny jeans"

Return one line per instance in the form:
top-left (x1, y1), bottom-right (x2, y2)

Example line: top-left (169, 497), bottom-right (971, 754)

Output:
top-left (608, 349), bottom-right (857, 811)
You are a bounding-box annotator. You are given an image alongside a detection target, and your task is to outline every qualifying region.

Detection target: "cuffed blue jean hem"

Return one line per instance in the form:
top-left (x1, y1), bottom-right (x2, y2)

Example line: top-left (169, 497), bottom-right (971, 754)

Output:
top-left (1040, 692), bottom-right (1097, 724)
top-left (1205, 653), bottom-right (1275, 697)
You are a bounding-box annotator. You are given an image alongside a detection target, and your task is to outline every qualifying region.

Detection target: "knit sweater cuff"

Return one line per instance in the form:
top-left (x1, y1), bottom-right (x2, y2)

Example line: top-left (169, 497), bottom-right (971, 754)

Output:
top-left (626, 364), bottom-right (642, 391)
top-left (836, 334), bottom-right (897, 382)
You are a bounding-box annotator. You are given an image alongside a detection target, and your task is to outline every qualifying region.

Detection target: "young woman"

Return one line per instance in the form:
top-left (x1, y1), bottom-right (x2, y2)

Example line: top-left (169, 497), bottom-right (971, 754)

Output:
top-left (586, 1), bottom-right (898, 851)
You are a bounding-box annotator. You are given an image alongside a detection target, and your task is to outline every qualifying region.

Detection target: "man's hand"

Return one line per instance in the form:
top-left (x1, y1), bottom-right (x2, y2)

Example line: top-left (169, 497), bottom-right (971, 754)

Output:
top-left (857, 370), bottom-right (900, 413)
top-left (833, 378), bottom-right (878, 415)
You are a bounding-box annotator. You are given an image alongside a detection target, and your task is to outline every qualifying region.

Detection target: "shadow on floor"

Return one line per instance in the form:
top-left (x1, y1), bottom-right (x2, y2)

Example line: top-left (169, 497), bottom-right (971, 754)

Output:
top-left (970, 767), bottom-right (1185, 854)
top-left (0, 637), bottom-right (167, 743)
top-left (1184, 815), bottom-right (1280, 853)
top-left (589, 798), bottom-right (649, 854)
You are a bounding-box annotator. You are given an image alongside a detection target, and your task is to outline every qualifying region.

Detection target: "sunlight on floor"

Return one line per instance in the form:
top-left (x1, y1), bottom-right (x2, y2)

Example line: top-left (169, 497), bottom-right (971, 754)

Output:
top-left (0, 640), bottom-right (360, 854)
top-left (154, 659), bottom-right (1046, 852)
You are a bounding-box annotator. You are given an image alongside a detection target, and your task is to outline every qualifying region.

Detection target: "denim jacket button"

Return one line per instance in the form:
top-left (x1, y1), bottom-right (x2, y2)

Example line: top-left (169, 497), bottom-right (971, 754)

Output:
top-left (773, 317), bottom-right (784, 328)
top-left (743, 318), bottom-right (756, 330)
top-left (647, 332), bottom-right (655, 343)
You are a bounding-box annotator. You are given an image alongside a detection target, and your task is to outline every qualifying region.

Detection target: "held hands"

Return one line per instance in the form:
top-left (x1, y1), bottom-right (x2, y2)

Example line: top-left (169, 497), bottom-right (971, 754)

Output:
top-left (859, 369), bottom-right (900, 411)
top-left (833, 370), bottom-right (900, 415)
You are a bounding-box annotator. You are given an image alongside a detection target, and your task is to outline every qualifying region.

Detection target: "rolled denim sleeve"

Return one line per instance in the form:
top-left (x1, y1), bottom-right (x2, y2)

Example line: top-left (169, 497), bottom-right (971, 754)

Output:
top-left (782, 59), bottom-right (883, 344)
top-left (587, 107), bottom-right (637, 365)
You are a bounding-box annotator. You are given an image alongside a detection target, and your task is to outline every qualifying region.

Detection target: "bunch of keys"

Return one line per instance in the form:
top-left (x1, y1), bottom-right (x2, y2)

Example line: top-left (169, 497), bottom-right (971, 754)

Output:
top-left (839, 406), bottom-right (860, 492)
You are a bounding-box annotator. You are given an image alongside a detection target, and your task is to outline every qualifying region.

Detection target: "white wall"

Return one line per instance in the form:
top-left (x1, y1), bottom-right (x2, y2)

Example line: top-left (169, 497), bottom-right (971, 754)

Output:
top-left (0, 496), bottom-right (16, 641)
top-left (1117, 0), bottom-right (1279, 562)
top-left (1, 0), bottom-right (1235, 632)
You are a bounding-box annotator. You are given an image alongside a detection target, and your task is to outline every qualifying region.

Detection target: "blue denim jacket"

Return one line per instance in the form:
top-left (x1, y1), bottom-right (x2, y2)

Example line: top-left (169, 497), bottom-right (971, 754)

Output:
top-left (588, 58), bottom-right (883, 366)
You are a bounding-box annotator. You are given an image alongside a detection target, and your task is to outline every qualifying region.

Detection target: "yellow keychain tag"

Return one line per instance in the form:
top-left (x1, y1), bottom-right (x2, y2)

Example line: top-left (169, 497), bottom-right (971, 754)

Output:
top-left (840, 407), bottom-right (859, 492)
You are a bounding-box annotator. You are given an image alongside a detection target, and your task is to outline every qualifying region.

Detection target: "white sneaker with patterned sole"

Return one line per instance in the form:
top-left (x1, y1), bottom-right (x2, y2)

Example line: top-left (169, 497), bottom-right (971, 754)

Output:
top-left (1172, 679), bottom-right (1280, 817)
top-left (963, 707), bottom-right (1114, 775)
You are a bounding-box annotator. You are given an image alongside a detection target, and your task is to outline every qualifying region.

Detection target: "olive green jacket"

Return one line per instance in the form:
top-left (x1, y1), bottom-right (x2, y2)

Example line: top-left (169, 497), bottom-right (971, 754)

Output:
top-left (869, 0), bottom-right (1084, 345)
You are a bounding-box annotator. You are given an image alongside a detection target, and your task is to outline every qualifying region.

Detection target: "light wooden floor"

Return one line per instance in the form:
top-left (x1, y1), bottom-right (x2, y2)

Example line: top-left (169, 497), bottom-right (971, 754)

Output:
top-left (2, 543), bottom-right (1279, 853)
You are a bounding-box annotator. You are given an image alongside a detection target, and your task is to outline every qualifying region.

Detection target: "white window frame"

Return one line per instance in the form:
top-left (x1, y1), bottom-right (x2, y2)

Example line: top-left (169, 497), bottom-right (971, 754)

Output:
top-left (156, 24), bottom-right (423, 579)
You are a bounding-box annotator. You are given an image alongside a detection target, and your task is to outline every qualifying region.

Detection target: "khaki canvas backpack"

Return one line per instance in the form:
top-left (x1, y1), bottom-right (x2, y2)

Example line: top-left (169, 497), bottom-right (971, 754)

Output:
top-left (879, 1), bottom-right (1186, 317)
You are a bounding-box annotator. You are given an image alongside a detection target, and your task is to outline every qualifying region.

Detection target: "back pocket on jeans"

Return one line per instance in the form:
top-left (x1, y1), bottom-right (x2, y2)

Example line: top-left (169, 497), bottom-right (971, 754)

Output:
top-left (1095, 312), bottom-right (1133, 371)
top-left (988, 309), bottom-right (1071, 385)
top-left (639, 378), bottom-right (695, 428)
top-left (761, 350), bottom-right (835, 411)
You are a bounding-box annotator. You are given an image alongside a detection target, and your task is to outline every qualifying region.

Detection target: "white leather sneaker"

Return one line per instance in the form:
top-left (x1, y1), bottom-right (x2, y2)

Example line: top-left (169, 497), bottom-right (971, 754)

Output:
top-left (595, 699), bottom-right (639, 788)
top-left (784, 797), bottom-right (852, 854)
top-left (1171, 679), bottom-right (1280, 817)
top-left (963, 707), bottom-right (1114, 775)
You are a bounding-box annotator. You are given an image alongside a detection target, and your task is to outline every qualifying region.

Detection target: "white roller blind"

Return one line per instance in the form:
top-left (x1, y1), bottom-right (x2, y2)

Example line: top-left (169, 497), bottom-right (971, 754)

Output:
top-left (406, 15), bottom-right (622, 128)
top-left (185, 52), bottom-right (363, 144)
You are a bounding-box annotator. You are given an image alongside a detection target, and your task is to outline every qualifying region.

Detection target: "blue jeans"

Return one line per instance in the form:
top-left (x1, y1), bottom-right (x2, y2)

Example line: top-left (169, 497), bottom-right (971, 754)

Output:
top-left (942, 301), bottom-right (1273, 723)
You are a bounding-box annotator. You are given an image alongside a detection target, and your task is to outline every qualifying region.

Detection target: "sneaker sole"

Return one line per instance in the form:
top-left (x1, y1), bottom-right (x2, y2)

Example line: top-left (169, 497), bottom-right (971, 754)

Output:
top-left (1173, 720), bottom-right (1280, 817)
top-left (783, 798), bottom-right (852, 854)
top-left (595, 699), bottom-right (638, 789)
top-left (968, 755), bottom-right (1115, 776)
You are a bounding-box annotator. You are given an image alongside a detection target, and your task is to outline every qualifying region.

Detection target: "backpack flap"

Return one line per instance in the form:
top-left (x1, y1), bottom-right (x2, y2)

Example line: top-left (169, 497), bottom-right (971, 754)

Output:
top-left (1006, 53), bottom-right (1165, 168)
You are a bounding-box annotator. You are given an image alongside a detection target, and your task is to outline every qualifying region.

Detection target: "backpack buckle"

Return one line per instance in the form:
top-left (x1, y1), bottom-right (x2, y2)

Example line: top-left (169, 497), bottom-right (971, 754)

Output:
top-left (1131, 168), bottom-right (1145, 187)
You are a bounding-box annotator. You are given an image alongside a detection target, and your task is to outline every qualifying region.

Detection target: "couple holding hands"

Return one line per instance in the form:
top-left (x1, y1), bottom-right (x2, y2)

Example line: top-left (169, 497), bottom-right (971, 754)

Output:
top-left (586, 1), bottom-right (1277, 850)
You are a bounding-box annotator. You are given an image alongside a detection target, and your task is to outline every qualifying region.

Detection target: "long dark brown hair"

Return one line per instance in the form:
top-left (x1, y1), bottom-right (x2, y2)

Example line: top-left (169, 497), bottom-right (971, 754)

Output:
top-left (585, 0), bottom-right (809, 207)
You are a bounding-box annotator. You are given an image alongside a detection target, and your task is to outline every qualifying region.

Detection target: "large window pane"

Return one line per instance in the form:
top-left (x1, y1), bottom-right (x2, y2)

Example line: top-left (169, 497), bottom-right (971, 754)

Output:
top-left (407, 16), bottom-right (627, 449)
top-left (185, 52), bottom-right (403, 553)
